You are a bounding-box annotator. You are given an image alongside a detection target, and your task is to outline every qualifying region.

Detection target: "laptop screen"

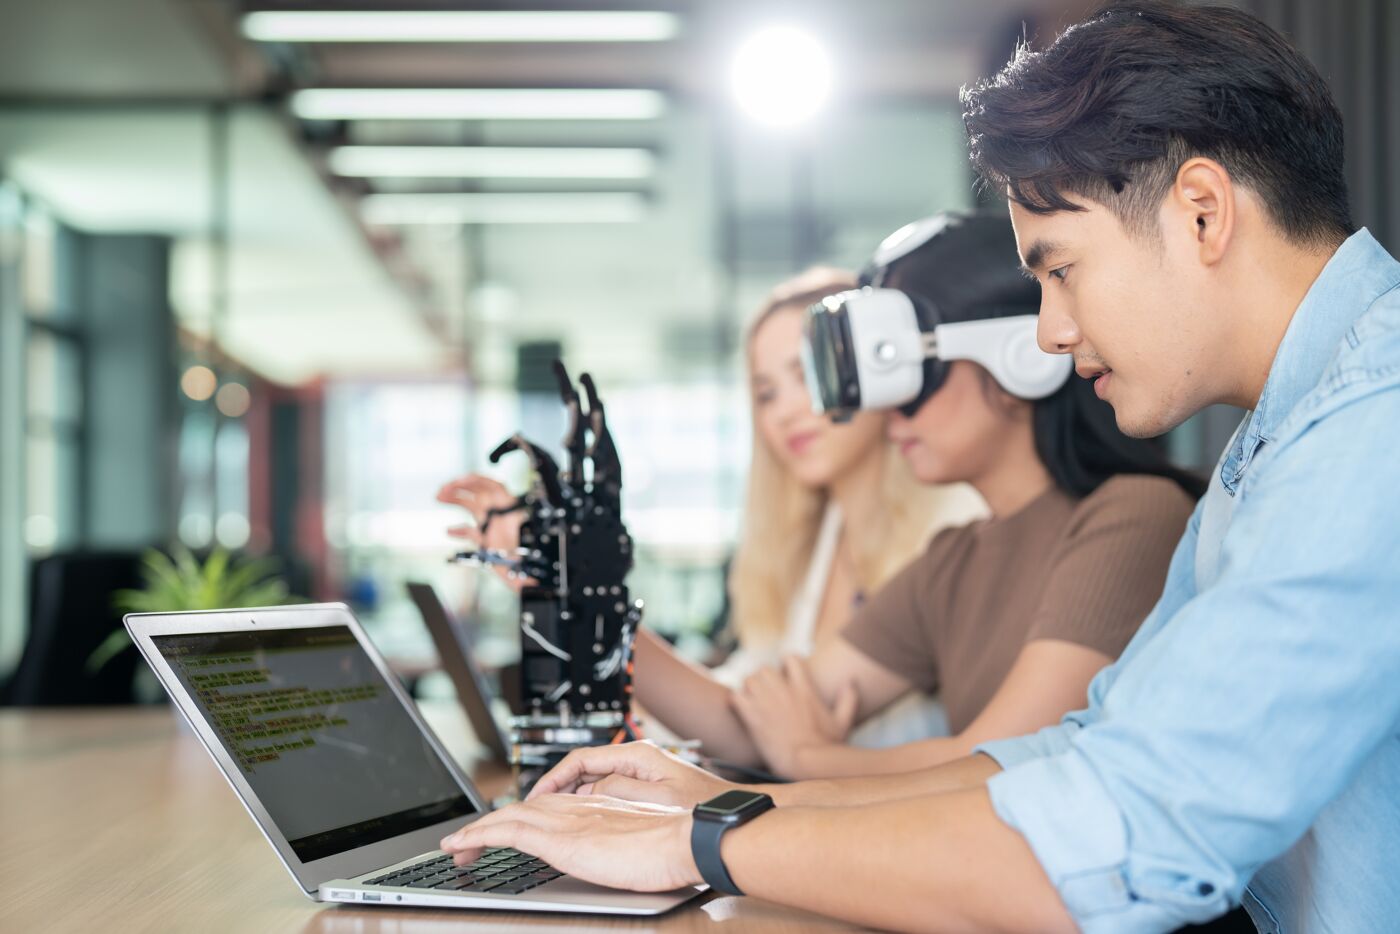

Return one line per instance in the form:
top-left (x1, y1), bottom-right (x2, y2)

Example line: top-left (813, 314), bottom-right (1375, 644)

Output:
top-left (153, 625), bottom-right (478, 863)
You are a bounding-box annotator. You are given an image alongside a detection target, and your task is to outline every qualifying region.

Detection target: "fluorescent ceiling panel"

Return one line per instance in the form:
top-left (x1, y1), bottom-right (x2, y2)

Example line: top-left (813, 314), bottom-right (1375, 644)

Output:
top-left (328, 145), bottom-right (655, 179)
top-left (243, 10), bottom-right (680, 43)
top-left (361, 192), bottom-right (648, 225)
top-left (291, 88), bottom-right (666, 121)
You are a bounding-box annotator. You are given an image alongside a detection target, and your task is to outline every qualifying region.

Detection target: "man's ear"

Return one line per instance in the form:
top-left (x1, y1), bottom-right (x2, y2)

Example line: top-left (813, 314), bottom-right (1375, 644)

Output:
top-left (1169, 157), bottom-right (1235, 266)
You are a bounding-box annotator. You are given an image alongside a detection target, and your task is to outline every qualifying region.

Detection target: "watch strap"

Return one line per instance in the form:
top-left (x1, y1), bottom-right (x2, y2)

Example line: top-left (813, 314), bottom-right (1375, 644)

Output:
top-left (690, 812), bottom-right (745, 896)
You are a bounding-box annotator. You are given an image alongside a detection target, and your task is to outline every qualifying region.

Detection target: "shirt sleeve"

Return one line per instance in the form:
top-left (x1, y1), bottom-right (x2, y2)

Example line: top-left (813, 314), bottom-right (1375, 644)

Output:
top-left (985, 387), bottom-right (1400, 933)
top-left (1025, 476), bottom-right (1193, 658)
top-left (976, 720), bottom-right (1084, 769)
top-left (839, 530), bottom-right (960, 692)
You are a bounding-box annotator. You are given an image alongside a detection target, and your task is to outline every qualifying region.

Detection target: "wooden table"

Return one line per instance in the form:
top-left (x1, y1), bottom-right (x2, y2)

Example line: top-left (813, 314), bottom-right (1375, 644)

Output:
top-left (0, 705), bottom-right (869, 933)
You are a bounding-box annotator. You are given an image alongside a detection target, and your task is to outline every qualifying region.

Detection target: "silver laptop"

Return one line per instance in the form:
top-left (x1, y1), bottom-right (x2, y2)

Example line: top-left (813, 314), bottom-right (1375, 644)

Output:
top-left (406, 581), bottom-right (511, 763)
top-left (125, 603), bottom-right (702, 915)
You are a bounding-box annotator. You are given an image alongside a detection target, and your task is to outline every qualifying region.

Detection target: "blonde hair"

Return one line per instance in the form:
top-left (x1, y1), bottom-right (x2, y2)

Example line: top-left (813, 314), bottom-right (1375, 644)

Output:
top-left (727, 268), bottom-right (969, 650)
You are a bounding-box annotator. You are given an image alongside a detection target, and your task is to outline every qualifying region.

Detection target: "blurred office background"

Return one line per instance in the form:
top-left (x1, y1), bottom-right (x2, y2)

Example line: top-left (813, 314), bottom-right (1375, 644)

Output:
top-left (1, 0), bottom-right (1396, 705)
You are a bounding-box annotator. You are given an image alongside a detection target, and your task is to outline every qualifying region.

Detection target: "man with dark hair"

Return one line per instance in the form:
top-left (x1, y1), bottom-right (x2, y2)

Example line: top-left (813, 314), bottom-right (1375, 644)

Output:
top-left (429, 4), bottom-right (1400, 932)
top-left (966, 1), bottom-right (1354, 249)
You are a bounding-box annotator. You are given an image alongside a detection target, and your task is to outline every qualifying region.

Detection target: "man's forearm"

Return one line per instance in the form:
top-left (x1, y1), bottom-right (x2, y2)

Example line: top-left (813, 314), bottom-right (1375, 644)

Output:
top-left (757, 752), bottom-right (1002, 807)
top-left (631, 629), bottom-right (763, 765)
top-left (721, 785), bottom-right (1074, 933)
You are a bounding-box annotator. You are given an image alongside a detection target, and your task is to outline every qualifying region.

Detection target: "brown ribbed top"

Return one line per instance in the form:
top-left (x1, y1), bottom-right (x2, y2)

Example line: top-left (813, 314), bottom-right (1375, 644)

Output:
top-left (842, 474), bottom-right (1194, 734)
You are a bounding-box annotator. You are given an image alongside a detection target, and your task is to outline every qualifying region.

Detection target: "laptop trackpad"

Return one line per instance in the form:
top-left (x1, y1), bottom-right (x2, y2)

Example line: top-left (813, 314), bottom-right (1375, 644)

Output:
top-left (527, 876), bottom-right (702, 913)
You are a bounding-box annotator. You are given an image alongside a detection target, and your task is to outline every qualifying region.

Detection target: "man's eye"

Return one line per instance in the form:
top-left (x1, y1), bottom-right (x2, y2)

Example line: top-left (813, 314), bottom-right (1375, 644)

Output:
top-left (1048, 266), bottom-right (1070, 282)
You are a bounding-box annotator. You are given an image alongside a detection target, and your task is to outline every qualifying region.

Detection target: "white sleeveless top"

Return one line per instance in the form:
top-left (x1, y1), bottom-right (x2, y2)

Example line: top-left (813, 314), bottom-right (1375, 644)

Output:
top-left (711, 503), bottom-right (954, 748)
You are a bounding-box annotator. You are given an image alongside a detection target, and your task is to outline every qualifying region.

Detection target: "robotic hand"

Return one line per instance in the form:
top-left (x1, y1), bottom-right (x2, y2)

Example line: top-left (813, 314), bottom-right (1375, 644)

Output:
top-left (451, 361), bottom-right (642, 730)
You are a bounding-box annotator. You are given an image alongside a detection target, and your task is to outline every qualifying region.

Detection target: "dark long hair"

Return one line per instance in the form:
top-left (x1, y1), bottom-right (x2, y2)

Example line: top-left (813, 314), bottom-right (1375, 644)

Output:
top-left (885, 212), bottom-right (1206, 500)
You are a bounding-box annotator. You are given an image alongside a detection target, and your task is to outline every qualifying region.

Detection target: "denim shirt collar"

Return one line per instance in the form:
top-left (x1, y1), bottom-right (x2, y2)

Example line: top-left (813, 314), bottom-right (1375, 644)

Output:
top-left (1219, 228), bottom-right (1396, 494)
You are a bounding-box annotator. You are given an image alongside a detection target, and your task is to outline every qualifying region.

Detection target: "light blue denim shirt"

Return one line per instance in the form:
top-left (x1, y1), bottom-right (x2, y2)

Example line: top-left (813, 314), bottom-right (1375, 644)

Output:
top-left (977, 229), bottom-right (1400, 933)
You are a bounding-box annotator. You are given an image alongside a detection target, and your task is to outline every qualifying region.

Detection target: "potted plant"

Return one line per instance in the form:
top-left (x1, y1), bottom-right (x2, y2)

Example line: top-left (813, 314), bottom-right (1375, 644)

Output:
top-left (88, 546), bottom-right (297, 677)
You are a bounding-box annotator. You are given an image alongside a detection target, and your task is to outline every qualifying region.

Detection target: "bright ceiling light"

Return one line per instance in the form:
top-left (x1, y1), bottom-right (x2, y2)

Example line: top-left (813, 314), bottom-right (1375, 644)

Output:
top-left (730, 26), bottom-right (834, 128)
top-left (291, 88), bottom-right (666, 121)
top-left (361, 192), bottom-right (648, 225)
top-left (243, 10), bottom-right (680, 43)
top-left (328, 146), bottom-right (656, 180)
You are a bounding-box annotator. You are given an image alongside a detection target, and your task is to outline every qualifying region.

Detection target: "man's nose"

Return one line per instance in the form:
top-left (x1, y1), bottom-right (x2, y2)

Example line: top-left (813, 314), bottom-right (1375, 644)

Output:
top-left (1037, 295), bottom-right (1080, 355)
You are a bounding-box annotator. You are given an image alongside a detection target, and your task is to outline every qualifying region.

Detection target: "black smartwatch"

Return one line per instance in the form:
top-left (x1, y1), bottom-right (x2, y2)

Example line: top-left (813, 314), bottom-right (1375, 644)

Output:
top-left (690, 790), bottom-right (775, 896)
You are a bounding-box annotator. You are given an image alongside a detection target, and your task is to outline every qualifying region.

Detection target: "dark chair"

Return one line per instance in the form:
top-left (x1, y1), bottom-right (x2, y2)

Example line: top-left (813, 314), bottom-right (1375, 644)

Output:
top-left (2, 550), bottom-right (147, 706)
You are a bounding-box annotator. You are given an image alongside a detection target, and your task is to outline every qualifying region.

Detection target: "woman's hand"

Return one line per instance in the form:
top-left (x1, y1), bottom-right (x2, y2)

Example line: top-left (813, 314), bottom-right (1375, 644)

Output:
top-left (731, 656), bottom-right (859, 778)
top-left (440, 794), bottom-right (700, 893)
top-left (528, 740), bottom-right (739, 809)
top-left (436, 473), bottom-right (530, 591)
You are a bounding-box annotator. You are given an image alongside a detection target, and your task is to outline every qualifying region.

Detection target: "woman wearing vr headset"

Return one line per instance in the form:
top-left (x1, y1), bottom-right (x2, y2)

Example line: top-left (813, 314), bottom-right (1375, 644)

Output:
top-left (679, 267), bottom-right (988, 747)
top-left (724, 211), bottom-right (1206, 779)
top-left (437, 267), bottom-right (984, 761)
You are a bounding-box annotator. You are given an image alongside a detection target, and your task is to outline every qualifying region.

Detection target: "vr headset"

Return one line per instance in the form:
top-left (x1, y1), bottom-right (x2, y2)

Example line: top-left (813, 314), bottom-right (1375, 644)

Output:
top-left (801, 215), bottom-right (1073, 421)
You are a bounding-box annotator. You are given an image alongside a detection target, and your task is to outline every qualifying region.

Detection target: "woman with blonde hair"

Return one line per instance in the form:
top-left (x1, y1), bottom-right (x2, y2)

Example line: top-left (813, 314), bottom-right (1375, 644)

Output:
top-left (702, 268), bottom-right (986, 745)
top-left (438, 266), bottom-right (984, 761)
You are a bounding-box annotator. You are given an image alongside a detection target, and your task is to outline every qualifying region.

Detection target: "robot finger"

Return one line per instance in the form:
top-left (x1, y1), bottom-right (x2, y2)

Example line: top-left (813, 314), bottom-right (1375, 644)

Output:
top-left (552, 360), bottom-right (587, 480)
top-left (489, 434), bottom-right (565, 506)
top-left (579, 373), bottom-right (621, 493)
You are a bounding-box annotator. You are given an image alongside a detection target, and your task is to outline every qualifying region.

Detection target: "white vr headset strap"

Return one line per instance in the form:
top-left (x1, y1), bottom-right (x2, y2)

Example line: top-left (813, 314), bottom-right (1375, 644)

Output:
top-left (931, 316), bottom-right (1073, 400)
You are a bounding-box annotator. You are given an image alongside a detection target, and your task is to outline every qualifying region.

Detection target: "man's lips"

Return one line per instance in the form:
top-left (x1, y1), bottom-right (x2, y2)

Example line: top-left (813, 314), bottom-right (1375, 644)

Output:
top-left (1075, 362), bottom-right (1114, 399)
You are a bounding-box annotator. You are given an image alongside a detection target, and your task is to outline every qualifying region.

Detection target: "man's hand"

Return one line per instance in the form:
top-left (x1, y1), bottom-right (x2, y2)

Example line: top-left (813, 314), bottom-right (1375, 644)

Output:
top-left (731, 656), bottom-right (858, 778)
top-left (441, 794), bottom-right (701, 893)
top-left (436, 473), bottom-right (529, 590)
top-left (527, 741), bottom-right (739, 809)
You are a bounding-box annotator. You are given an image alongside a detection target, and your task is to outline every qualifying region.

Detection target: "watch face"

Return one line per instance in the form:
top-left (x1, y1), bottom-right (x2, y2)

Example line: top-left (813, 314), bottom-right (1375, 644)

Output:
top-left (697, 790), bottom-right (768, 817)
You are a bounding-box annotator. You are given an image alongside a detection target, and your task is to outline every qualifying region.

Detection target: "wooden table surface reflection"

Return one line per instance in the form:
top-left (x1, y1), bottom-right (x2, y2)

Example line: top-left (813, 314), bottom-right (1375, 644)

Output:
top-left (0, 704), bottom-right (869, 933)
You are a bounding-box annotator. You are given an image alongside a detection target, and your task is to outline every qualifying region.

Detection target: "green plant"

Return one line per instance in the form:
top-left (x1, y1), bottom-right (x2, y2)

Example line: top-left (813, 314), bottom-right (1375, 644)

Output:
top-left (87, 547), bottom-right (296, 673)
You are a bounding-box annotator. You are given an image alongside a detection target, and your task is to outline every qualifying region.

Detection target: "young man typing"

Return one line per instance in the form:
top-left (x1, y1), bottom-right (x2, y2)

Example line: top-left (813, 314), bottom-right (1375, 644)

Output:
top-left (438, 4), bottom-right (1400, 931)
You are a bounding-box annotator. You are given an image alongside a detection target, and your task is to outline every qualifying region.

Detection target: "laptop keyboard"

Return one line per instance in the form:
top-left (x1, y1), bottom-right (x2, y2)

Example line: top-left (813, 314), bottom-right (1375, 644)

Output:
top-left (365, 848), bottom-right (566, 897)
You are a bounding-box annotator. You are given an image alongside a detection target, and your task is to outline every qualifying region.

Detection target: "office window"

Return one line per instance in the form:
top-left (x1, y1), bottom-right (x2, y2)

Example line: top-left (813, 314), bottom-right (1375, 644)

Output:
top-left (175, 360), bottom-right (256, 551)
top-left (24, 329), bottom-right (83, 554)
top-left (177, 399), bottom-right (216, 548)
top-left (20, 207), bottom-right (85, 558)
top-left (0, 187), bottom-right (89, 674)
top-left (0, 181), bottom-right (25, 673)
top-left (214, 417), bottom-right (250, 549)
top-left (596, 380), bottom-right (746, 641)
top-left (322, 379), bottom-right (479, 657)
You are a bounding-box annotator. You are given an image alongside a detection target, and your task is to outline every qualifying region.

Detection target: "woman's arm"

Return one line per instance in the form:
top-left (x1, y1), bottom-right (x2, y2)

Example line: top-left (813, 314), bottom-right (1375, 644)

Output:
top-left (630, 629), bottom-right (765, 764)
top-left (634, 629), bottom-right (915, 768)
top-left (739, 639), bottom-right (1109, 779)
top-left (805, 637), bottom-right (917, 721)
top-left (729, 641), bottom-right (914, 776)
